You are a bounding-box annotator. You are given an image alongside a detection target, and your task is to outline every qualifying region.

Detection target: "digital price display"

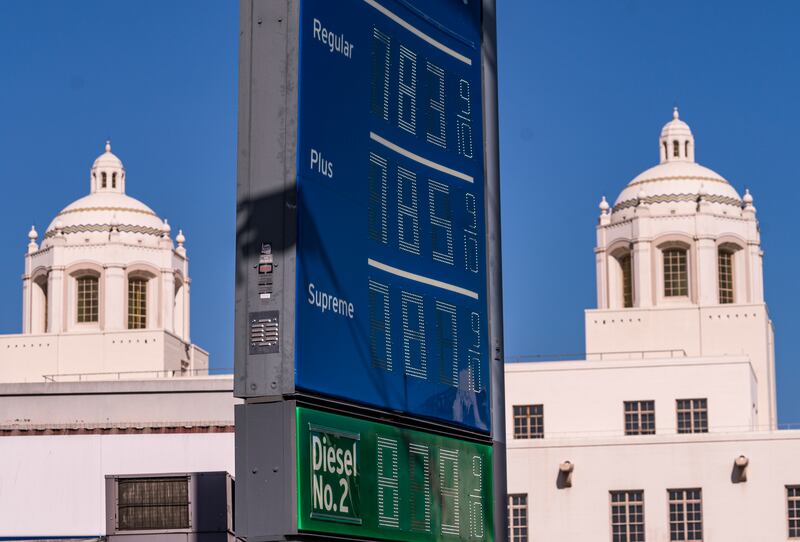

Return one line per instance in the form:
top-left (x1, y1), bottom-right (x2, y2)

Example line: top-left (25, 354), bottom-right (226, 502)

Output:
top-left (295, 0), bottom-right (490, 432)
top-left (296, 406), bottom-right (494, 541)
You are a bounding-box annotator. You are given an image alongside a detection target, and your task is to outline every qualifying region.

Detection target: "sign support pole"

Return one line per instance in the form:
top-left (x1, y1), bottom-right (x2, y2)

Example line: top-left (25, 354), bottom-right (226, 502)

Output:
top-left (481, 2), bottom-right (508, 542)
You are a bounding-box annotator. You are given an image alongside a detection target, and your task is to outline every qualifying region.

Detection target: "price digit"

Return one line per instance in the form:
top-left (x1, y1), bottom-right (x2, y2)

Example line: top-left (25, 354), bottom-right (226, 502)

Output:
top-left (429, 180), bottom-right (454, 265)
top-left (435, 301), bottom-right (458, 387)
top-left (371, 29), bottom-right (391, 121)
top-left (456, 79), bottom-right (474, 159)
top-left (464, 193), bottom-right (479, 273)
top-left (469, 455), bottom-right (485, 539)
top-left (369, 152), bottom-right (388, 244)
top-left (377, 437), bottom-right (400, 529)
top-left (409, 443), bottom-right (432, 533)
top-left (401, 291), bottom-right (427, 379)
top-left (398, 45), bottom-right (417, 135)
top-left (426, 62), bottom-right (446, 148)
top-left (397, 165), bottom-right (420, 255)
top-left (439, 449), bottom-right (461, 536)
top-left (368, 280), bottom-right (392, 371)
top-left (468, 312), bottom-right (482, 392)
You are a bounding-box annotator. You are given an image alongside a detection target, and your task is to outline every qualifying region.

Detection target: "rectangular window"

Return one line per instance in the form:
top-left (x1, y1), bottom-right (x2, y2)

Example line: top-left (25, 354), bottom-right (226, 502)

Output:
top-left (76, 276), bottom-right (99, 323)
top-left (128, 278), bottom-right (147, 329)
top-left (117, 476), bottom-right (190, 531)
top-left (625, 400), bottom-right (655, 435)
top-left (668, 488), bottom-right (703, 541)
top-left (718, 249), bottom-right (734, 304)
top-left (663, 248), bottom-right (689, 297)
top-left (789, 486), bottom-right (800, 538)
top-left (610, 490), bottom-right (645, 542)
top-left (676, 399), bottom-right (708, 434)
top-left (507, 494), bottom-right (528, 542)
top-left (513, 404), bottom-right (544, 439)
top-left (620, 253), bottom-right (634, 308)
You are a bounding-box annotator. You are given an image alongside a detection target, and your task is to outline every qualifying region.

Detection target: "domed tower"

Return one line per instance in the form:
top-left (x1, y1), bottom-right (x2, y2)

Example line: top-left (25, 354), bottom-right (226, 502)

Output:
top-left (589, 109), bottom-right (775, 428)
top-left (11, 142), bottom-right (206, 382)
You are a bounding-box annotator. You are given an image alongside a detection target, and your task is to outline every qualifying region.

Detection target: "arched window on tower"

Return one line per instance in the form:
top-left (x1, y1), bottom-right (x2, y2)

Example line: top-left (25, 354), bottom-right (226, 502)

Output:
top-left (673, 140), bottom-right (680, 158)
top-left (76, 275), bottom-right (99, 323)
top-left (112, 172), bottom-right (117, 189)
top-left (32, 274), bottom-right (48, 333)
top-left (101, 172), bottom-right (107, 188)
top-left (663, 142), bottom-right (668, 160)
top-left (718, 248), bottom-right (735, 304)
top-left (128, 277), bottom-right (148, 329)
top-left (663, 247), bottom-right (688, 297)
top-left (685, 141), bottom-right (690, 158)
top-left (619, 253), bottom-right (634, 308)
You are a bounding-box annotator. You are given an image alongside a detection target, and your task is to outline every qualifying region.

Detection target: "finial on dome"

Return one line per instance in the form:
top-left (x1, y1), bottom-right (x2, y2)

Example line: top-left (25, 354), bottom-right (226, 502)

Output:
top-left (673, 106), bottom-right (679, 120)
top-left (176, 229), bottom-right (185, 247)
top-left (599, 196), bottom-right (610, 214)
top-left (28, 225), bottom-right (38, 241)
top-left (162, 219), bottom-right (171, 235)
top-left (743, 188), bottom-right (753, 204)
top-left (105, 140), bottom-right (111, 153)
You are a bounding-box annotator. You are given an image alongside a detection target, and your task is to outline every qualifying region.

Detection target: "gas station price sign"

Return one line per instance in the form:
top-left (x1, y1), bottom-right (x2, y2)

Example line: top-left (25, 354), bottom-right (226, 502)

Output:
top-left (295, 0), bottom-right (490, 432)
top-left (296, 406), bottom-right (494, 542)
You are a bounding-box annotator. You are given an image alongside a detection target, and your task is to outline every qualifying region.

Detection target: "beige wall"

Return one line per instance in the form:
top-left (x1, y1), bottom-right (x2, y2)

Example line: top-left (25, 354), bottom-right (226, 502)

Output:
top-left (507, 432), bottom-right (800, 541)
top-left (506, 357), bottom-right (757, 439)
top-left (0, 432), bottom-right (234, 537)
top-left (0, 376), bottom-right (235, 426)
top-left (0, 329), bottom-right (208, 383)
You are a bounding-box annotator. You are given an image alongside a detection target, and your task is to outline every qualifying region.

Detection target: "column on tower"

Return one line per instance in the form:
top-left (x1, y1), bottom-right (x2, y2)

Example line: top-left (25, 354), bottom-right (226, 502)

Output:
top-left (104, 264), bottom-right (126, 330)
top-left (47, 267), bottom-right (65, 333)
top-left (161, 269), bottom-right (175, 333)
top-left (695, 236), bottom-right (717, 305)
top-left (631, 206), bottom-right (653, 308)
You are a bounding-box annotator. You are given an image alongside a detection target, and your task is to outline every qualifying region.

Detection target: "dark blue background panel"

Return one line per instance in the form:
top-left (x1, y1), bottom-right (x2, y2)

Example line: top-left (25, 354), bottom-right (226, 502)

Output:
top-left (295, 0), bottom-right (489, 432)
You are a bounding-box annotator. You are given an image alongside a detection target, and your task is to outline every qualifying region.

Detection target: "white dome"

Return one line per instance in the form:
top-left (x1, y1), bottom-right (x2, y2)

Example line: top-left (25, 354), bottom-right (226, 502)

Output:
top-left (41, 142), bottom-right (168, 248)
top-left (92, 141), bottom-right (124, 170)
top-left (610, 110), bottom-right (742, 222)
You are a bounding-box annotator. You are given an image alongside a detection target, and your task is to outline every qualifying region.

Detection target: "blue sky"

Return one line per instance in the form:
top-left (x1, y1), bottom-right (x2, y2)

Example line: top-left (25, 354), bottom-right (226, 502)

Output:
top-left (1, 1), bottom-right (799, 423)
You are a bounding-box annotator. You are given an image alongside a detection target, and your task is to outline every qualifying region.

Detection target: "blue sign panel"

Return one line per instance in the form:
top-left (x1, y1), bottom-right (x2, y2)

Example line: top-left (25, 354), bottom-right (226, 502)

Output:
top-left (295, 0), bottom-right (489, 432)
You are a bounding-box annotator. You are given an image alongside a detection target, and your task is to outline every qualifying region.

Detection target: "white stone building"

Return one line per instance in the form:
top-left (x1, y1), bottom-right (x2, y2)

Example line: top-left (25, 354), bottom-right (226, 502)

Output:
top-left (505, 110), bottom-right (800, 541)
top-left (0, 143), bottom-right (237, 540)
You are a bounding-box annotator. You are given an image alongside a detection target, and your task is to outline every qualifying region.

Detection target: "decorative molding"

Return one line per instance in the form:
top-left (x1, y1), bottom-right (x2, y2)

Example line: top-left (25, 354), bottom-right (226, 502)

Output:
top-left (57, 206), bottom-right (157, 218)
top-left (627, 175), bottom-right (730, 187)
top-left (613, 193), bottom-right (742, 213)
top-left (0, 421), bottom-right (233, 437)
top-left (44, 223), bottom-right (164, 239)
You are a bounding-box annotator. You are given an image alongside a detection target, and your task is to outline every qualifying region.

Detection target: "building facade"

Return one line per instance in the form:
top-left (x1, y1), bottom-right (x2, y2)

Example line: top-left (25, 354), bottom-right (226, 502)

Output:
top-left (0, 143), bottom-right (237, 540)
top-left (505, 110), bottom-right (800, 541)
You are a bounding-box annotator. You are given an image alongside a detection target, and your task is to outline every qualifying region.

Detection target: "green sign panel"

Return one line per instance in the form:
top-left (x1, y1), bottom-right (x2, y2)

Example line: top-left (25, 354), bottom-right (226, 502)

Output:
top-left (296, 407), bottom-right (494, 542)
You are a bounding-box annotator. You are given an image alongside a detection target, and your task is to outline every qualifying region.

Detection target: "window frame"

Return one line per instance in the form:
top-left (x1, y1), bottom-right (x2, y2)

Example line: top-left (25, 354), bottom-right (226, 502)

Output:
top-left (624, 400), bottom-right (656, 436)
top-left (662, 247), bottom-right (689, 298)
top-left (717, 248), bottom-right (735, 304)
top-left (111, 475), bottom-right (193, 534)
top-left (513, 404), bottom-right (544, 439)
top-left (75, 273), bottom-right (100, 324)
top-left (668, 488), bottom-right (703, 542)
top-left (789, 485), bottom-right (800, 539)
top-left (676, 398), bottom-right (708, 434)
top-left (610, 490), bottom-right (645, 542)
top-left (618, 252), bottom-right (634, 308)
top-left (507, 493), bottom-right (529, 542)
top-left (127, 276), bottom-right (149, 329)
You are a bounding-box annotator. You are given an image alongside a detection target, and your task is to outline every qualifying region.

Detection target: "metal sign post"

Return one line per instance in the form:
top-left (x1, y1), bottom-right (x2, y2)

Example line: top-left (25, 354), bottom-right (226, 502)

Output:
top-left (235, 1), bottom-right (505, 540)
